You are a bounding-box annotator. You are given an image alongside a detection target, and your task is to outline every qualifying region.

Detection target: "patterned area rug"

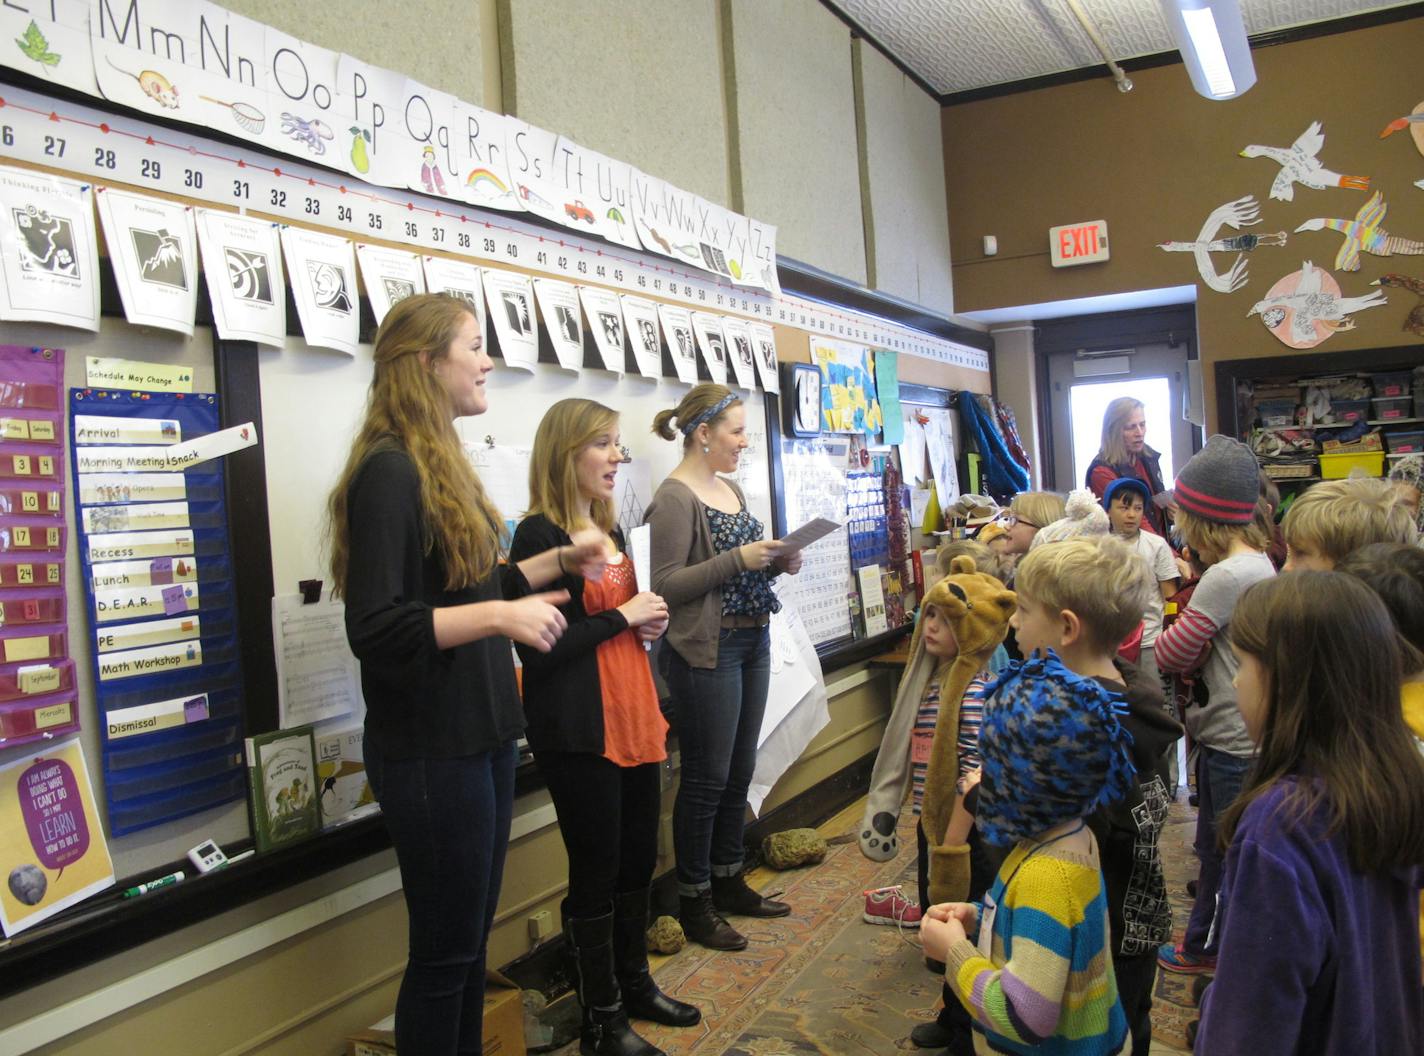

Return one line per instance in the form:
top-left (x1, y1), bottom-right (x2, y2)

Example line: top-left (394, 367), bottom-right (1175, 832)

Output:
top-left (559, 797), bottom-right (1202, 1055)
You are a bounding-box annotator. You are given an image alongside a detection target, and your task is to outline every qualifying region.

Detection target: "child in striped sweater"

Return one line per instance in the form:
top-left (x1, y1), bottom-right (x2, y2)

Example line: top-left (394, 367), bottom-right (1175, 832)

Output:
top-left (921, 651), bottom-right (1136, 1055)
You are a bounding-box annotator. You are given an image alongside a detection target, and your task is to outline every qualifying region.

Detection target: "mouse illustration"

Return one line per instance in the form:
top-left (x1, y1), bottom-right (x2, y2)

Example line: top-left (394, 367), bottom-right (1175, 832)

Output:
top-left (105, 57), bottom-right (180, 109)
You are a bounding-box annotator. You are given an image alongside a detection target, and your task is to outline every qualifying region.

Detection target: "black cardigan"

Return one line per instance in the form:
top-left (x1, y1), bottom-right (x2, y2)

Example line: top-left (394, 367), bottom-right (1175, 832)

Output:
top-left (507, 515), bottom-right (631, 754)
top-left (344, 449), bottom-right (529, 759)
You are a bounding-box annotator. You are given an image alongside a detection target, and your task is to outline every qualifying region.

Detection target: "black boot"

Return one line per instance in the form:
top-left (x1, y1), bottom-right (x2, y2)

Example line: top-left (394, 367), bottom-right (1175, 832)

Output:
top-left (566, 909), bottom-right (666, 1056)
top-left (679, 889), bottom-right (748, 950)
top-left (711, 871), bottom-right (791, 918)
top-left (612, 889), bottom-right (701, 1027)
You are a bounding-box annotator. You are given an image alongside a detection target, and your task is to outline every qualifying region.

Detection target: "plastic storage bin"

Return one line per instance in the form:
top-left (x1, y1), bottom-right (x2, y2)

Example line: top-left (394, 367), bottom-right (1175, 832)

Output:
top-left (1372, 396), bottom-right (1413, 421)
top-left (1319, 450), bottom-right (1385, 478)
top-left (1255, 398), bottom-right (1297, 427)
top-left (1371, 371), bottom-right (1414, 398)
top-left (1330, 399), bottom-right (1370, 423)
top-left (1386, 430), bottom-right (1424, 454)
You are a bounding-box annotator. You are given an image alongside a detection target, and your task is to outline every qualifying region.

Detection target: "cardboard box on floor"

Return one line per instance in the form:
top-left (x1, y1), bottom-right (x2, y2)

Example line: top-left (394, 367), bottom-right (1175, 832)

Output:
top-left (349, 973), bottom-right (525, 1055)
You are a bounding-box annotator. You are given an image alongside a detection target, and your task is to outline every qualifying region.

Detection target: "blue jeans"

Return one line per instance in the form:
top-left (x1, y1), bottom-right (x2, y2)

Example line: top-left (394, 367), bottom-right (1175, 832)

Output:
top-left (366, 738), bottom-right (517, 1056)
top-left (1184, 745), bottom-right (1253, 954)
top-left (664, 627), bottom-right (770, 895)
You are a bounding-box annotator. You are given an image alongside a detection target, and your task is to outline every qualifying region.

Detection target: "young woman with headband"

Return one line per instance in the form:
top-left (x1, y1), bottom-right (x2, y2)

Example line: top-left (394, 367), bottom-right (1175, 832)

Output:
top-left (644, 383), bottom-right (802, 951)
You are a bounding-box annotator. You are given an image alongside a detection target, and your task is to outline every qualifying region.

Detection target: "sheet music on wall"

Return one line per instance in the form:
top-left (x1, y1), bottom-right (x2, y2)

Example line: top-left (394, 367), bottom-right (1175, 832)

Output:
top-left (273, 591), bottom-right (362, 729)
top-left (778, 437), bottom-right (852, 646)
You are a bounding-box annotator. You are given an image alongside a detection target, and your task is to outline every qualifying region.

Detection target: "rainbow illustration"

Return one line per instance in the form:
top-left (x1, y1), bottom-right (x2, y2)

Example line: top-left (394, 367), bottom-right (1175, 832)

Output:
top-left (465, 167), bottom-right (510, 194)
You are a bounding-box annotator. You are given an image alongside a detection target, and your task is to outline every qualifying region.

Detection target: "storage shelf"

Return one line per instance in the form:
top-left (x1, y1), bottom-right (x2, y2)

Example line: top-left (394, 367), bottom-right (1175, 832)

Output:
top-left (1387, 452), bottom-right (1422, 459)
top-left (1256, 416), bottom-right (1424, 433)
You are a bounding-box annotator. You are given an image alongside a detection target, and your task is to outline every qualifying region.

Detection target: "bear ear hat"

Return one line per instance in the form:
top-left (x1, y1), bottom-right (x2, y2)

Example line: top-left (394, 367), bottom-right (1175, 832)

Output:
top-left (992, 589), bottom-right (1017, 618)
top-left (948, 555), bottom-right (979, 576)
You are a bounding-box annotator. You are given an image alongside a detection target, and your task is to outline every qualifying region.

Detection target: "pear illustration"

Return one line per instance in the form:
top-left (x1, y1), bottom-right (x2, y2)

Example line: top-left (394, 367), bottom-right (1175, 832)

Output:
top-left (349, 127), bottom-right (371, 174)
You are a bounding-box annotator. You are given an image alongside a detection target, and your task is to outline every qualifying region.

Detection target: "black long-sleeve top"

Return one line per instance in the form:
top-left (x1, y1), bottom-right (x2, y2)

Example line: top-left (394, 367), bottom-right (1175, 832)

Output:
top-left (507, 514), bottom-right (629, 754)
top-left (343, 448), bottom-right (528, 759)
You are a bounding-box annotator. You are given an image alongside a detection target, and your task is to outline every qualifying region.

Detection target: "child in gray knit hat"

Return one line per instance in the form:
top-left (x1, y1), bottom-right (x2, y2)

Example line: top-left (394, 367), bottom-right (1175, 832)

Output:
top-left (1153, 435), bottom-right (1276, 976)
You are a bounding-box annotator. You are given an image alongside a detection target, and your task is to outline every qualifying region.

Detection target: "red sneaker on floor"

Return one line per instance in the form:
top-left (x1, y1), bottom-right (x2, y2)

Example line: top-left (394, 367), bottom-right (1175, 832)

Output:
top-left (863, 886), bottom-right (923, 927)
top-left (1158, 941), bottom-right (1217, 974)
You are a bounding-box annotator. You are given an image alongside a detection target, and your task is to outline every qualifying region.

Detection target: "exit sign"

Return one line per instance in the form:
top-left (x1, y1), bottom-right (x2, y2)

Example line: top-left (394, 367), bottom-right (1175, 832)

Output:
top-left (1049, 220), bottom-right (1110, 267)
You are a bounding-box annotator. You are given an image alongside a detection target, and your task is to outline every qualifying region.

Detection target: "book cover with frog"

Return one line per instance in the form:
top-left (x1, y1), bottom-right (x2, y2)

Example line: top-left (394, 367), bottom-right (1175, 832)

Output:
top-left (245, 726), bottom-right (319, 852)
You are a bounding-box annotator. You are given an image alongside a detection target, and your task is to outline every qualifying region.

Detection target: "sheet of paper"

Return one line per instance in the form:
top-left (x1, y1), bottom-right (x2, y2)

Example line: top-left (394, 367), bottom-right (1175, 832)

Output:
top-left (533, 277), bottom-right (586, 373)
top-left (84, 356), bottom-right (194, 393)
top-left (355, 243), bottom-right (425, 325)
top-left (747, 589), bottom-right (830, 815)
top-left (620, 294), bottom-right (663, 380)
top-left (578, 285), bottom-right (626, 375)
top-left (909, 487), bottom-right (932, 525)
top-left (0, 165), bottom-right (100, 331)
top-left (749, 321), bottom-right (780, 394)
top-left (720, 317), bottom-right (758, 391)
top-left (858, 564), bottom-right (888, 636)
top-left (778, 517), bottom-right (841, 553)
top-left (273, 591), bottom-right (362, 729)
top-left (195, 208), bottom-right (286, 347)
top-left (658, 303), bottom-right (699, 385)
top-left (281, 225), bottom-right (359, 355)
top-left (875, 351), bottom-right (903, 445)
top-left (690, 311), bottom-right (728, 385)
top-left (482, 269), bottom-right (537, 372)
top-left (96, 187), bottom-right (199, 336)
top-left (629, 524), bottom-right (651, 592)
top-left (921, 408), bottom-right (960, 507)
top-left (777, 437), bottom-right (852, 646)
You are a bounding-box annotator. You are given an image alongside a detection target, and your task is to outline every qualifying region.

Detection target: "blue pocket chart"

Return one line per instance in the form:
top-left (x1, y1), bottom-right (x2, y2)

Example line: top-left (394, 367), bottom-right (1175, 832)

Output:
top-left (69, 390), bottom-right (246, 836)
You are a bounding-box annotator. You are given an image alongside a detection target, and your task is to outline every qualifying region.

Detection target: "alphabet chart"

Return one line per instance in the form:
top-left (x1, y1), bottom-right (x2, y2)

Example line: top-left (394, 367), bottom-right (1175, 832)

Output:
top-left (0, 85), bottom-right (989, 373)
top-left (777, 437), bottom-right (852, 647)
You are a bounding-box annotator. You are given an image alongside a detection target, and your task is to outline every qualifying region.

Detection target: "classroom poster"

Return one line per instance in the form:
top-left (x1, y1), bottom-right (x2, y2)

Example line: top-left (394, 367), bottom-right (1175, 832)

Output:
top-left (0, 738), bottom-right (114, 936)
top-left (280, 226), bottom-right (359, 356)
top-left (619, 295), bottom-right (663, 380)
top-left (196, 209), bottom-right (286, 347)
top-left (482, 269), bottom-right (538, 372)
top-left (579, 285), bottom-right (626, 375)
top-left (0, 166), bottom-right (100, 331)
top-left (812, 338), bottom-right (883, 436)
top-left (690, 311), bottom-right (729, 385)
top-left (657, 304), bottom-right (699, 385)
top-left (720, 317), bottom-right (759, 392)
top-left (749, 321), bottom-right (780, 394)
top-left (533, 278), bottom-right (586, 372)
top-left (95, 187), bottom-right (198, 336)
top-left (355, 243), bottom-right (425, 325)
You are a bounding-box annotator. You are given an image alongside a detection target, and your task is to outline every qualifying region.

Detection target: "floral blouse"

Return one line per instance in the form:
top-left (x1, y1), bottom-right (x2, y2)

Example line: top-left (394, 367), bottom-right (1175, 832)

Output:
top-left (704, 504), bottom-right (781, 617)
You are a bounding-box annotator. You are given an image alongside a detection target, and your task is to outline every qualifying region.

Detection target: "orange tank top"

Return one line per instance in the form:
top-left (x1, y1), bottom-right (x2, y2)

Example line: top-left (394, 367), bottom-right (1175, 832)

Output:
top-left (582, 554), bottom-right (668, 766)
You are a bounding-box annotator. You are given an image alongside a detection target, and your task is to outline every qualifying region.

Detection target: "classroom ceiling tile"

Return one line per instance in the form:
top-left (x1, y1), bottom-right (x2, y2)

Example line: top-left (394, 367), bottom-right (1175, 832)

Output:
top-left (826, 0), bottom-right (1415, 95)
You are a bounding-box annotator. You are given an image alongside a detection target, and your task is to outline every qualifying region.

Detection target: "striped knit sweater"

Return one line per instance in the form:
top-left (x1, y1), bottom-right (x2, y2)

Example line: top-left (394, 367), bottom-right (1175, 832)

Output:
top-left (945, 832), bottom-right (1129, 1055)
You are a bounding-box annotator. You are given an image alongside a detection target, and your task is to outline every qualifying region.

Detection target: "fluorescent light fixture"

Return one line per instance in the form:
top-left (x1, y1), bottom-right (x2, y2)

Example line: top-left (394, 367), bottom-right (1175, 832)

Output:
top-left (1160, 0), bottom-right (1256, 100)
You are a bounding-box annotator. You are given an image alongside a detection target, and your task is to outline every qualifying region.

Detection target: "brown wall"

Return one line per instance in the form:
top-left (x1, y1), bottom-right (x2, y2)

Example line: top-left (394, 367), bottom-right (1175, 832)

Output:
top-left (942, 17), bottom-right (1424, 430)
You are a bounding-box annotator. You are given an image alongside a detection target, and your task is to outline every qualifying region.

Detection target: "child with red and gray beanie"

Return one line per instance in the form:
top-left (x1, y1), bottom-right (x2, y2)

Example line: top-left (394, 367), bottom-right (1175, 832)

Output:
top-left (1153, 435), bottom-right (1276, 975)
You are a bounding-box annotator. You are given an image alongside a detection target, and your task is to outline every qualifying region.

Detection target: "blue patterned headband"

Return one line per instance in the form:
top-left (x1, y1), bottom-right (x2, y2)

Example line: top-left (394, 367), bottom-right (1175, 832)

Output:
top-left (681, 394), bottom-right (737, 436)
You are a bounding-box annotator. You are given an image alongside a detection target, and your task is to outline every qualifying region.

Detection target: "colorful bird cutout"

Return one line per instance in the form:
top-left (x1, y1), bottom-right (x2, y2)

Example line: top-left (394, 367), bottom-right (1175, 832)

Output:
top-left (1249, 260), bottom-right (1387, 348)
top-left (1379, 102), bottom-right (1424, 191)
top-left (1295, 191), bottom-right (1424, 271)
top-left (1370, 273), bottom-right (1424, 336)
top-left (1240, 122), bottom-right (1370, 202)
top-left (1156, 194), bottom-right (1285, 293)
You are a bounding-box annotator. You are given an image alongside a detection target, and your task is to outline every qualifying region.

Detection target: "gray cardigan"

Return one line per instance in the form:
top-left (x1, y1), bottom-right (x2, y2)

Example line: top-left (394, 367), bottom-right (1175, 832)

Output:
top-left (645, 477), bottom-right (775, 669)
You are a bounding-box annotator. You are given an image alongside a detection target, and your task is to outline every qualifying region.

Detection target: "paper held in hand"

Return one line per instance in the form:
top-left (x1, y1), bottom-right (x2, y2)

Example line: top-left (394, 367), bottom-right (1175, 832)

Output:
top-left (778, 518), bottom-right (842, 553)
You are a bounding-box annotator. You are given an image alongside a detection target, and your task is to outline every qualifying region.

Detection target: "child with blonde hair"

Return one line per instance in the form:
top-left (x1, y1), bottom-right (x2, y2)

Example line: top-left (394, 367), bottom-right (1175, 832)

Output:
top-left (1154, 436), bottom-right (1275, 976)
top-left (1280, 476), bottom-right (1419, 572)
top-left (1000, 536), bottom-right (1180, 1054)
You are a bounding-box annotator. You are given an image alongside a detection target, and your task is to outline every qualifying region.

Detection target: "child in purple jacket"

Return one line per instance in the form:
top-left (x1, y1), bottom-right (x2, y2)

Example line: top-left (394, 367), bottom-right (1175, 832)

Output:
top-left (1197, 572), bottom-right (1424, 1055)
